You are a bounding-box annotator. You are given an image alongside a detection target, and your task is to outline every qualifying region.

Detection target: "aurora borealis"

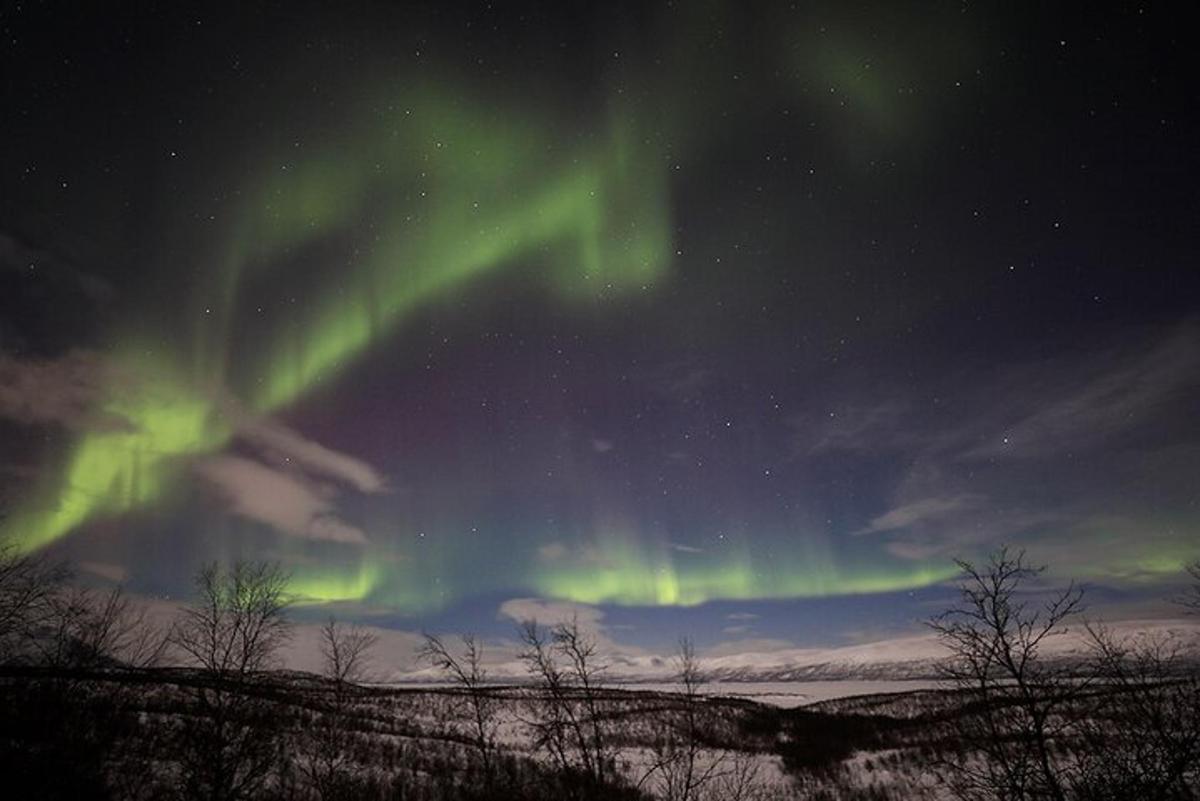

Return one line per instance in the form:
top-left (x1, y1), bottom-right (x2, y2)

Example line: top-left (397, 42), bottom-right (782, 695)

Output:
top-left (1, 2), bottom-right (1197, 652)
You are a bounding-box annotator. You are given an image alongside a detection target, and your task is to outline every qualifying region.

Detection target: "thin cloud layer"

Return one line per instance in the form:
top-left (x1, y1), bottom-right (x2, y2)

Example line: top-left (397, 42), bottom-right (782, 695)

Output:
top-left (195, 455), bottom-right (369, 545)
top-left (0, 350), bottom-right (135, 432)
top-left (234, 415), bottom-right (386, 494)
top-left (820, 320), bottom-right (1200, 573)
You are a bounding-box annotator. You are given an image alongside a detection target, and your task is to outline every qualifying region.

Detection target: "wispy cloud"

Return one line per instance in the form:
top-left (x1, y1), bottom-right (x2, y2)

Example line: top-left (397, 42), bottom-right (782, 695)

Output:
top-left (498, 597), bottom-right (607, 629)
top-left (962, 320), bottom-right (1200, 461)
top-left (192, 402), bottom-right (387, 545)
top-left (495, 597), bottom-right (640, 655)
top-left (195, 455), bottom-right (369, 545)
top-left (234, 415), bottom-right (386, 493)
top-left (0, 349), bottom-right (135, 432)
top-left (854, 494), bottom-right (985, 536)
top-left (824, 320), bottom-right (1200, 572)
top-left (643, 359), bottom-right (717, 402)
top-left (791, 398), bottom-right (911, 455)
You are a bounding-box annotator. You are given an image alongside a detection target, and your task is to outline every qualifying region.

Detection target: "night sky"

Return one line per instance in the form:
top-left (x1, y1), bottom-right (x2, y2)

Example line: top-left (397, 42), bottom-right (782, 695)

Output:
top-left (1, 2), bottom-right (1197, 656)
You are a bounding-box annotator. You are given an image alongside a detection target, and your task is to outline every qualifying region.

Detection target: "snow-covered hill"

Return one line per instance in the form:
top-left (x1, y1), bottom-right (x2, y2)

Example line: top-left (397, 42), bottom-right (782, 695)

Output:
top-left (388, 618), bottom-right (1200, 684)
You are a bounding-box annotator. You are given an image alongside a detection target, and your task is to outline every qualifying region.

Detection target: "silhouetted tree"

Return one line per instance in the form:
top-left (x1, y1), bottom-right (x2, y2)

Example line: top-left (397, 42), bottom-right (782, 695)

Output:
top-left (0, 541), bottom-right (70, 663)
top-left (172, 561), bottom-right (293, 678)
top-left (420, 632), bottom-right (499, 784)
top-left (1073, 622), bottom-right (1200, 801)
top-left (518, 616), bottom-right (614, 796)
top-left (39, 584), bottom-right (166, 670)
top-left (0, 535), bottom-right (167, 801)
top-left (644, 638), bottom-right (710, 801)
top-left (320, 616), bottom-right (376, 690)
top-left (298, 617), bottom-right (378, 801)
top-left (642, 638), bottom-right (769, 801)
top-left (1179, 560), bottom-right (1200, 616)
top-left (170, 561), bottom-right (293, 801)
top-left (929, 547), bottom-right (1084, 801)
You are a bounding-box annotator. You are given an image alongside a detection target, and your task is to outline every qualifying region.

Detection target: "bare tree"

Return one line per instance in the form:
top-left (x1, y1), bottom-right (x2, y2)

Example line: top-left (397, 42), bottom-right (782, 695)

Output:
top-left (170, 561), bottom-right (293, 801)
top-left (518, 616), bottom-right (613, 794)
top-left (419, 632), bottom-right (499, 781)
top-left (1068, 558), bottom-right (1200, 799)
top-left (0, 542), bottom-right (70, 663)
top-left (320, 617), bottom-right (376, 689)
top-left (929, 546), bottom-right (1084, 801)
top-left (300, 618), bottom-right (378, 801)
top-left (1178, 560), bottom-right (1200, 615)
top-left (641, 638), bottom-right (768, 801)
top-left (1073, 622), bottom-right (1200, 801)
top-left (644, 637), bottom-right (715, 801)
top-left (554, 616), bottom-right (612, 786)
top-left (0, 540), bottom-right (167, 799)
top-left (171, 561), bottom-right (293, 679)
top-left (39, 585), bottom-right (166, 670)
top-left (519, 619), bottom-right (584, 779)
top-left (1, 539), bottom-right (165, 670)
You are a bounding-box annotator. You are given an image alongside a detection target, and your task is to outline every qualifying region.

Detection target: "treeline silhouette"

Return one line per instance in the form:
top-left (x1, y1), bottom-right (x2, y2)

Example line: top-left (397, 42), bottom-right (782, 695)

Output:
top-left (1, 541), bottom-right (1198, 801)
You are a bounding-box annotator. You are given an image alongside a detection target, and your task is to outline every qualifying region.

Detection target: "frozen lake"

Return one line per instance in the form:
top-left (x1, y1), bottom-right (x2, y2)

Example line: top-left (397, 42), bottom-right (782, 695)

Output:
top-left (386, 679), bottom-right (945, 707)
top-left (615, 680), bottom-right (943, 707)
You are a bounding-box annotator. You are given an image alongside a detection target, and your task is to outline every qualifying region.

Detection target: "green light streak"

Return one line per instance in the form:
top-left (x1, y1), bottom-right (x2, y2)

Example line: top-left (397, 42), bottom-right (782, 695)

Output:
top-left (532, 536), bottom-right (958, 606)
top-left (6, 347), bottom-right (226, 553)
top-left (288, 560), bottom-right (386, 605)
top-left (237, 99), bottom-right (669, 412)
top-left (287, 554), bottom-right (456, 615)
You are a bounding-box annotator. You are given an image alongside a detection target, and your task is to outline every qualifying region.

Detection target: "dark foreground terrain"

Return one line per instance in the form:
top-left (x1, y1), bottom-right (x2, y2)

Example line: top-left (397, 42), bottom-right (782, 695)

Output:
top-left (0, 666), bottom-right (969, 801)
top-left (4, 666), bottom-right (1198, 801)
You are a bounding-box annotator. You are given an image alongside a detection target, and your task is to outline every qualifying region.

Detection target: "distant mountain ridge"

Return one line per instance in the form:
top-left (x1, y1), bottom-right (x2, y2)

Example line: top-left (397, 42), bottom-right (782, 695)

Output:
top-left (388, 619), bottom-right (1200, 684)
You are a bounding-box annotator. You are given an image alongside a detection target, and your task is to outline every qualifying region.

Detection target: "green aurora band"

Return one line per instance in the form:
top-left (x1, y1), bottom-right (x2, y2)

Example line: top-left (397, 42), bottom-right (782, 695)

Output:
top-left (4, 80), bottom-right (962, 610)
top-left (530, 539), bottom-right (962, 607)
top-left (7, 87), bottom-right (666, 551)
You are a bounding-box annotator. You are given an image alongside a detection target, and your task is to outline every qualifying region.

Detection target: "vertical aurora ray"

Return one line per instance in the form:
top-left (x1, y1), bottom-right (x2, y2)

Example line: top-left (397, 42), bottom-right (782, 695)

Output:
top-left (287, 559), bottom-right (387, 606)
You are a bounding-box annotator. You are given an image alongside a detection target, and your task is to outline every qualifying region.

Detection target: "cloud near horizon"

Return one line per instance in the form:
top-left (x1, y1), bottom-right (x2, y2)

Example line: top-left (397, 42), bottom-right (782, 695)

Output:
top-left (792, 320), bottom-right (1200, 579)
